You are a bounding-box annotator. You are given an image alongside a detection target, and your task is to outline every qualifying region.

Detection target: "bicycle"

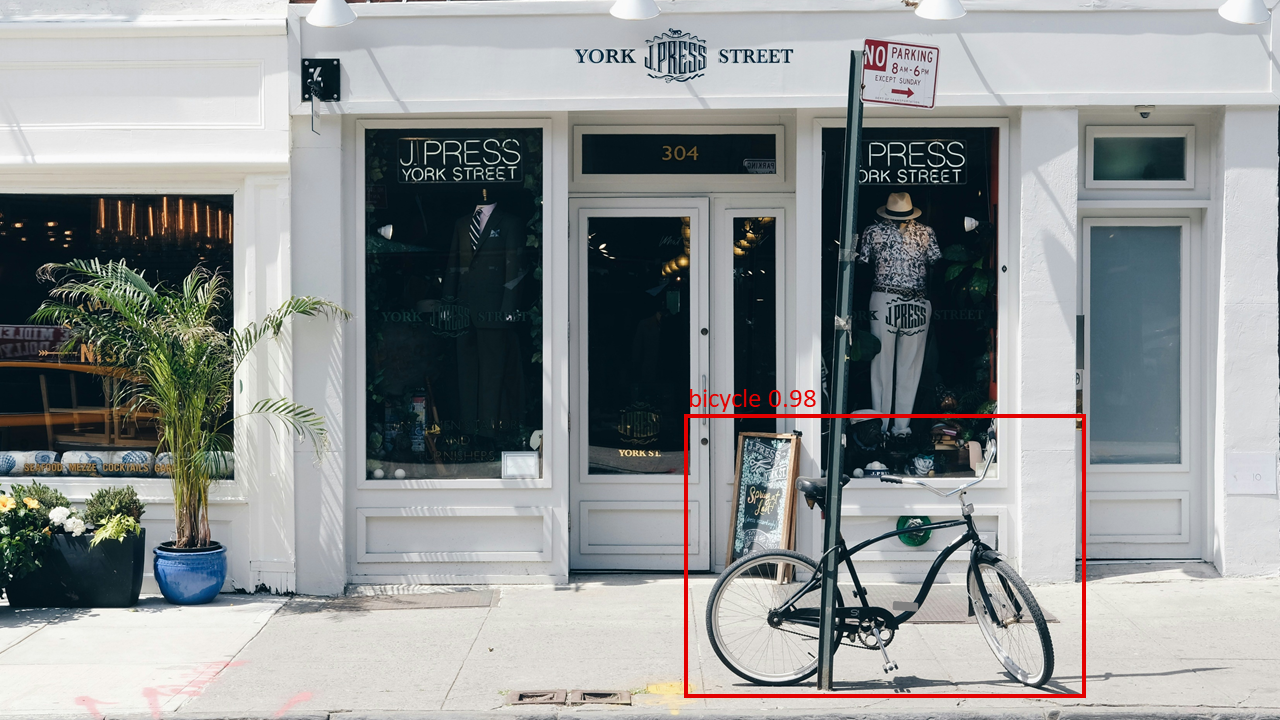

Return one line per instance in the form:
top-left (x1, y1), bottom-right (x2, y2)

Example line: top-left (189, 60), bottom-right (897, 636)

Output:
top-left (705, 436), bottom-right (1055, 687)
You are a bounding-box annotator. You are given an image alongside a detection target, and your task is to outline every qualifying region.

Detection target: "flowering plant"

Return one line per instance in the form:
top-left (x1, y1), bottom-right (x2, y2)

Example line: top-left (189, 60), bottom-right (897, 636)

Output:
top-left (0, 489), bottom-right (52, 586)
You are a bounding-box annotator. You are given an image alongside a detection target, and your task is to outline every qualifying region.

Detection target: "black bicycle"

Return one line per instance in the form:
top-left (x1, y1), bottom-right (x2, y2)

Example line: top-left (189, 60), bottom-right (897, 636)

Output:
top-left (706, 438), bottom-right (1054, 687)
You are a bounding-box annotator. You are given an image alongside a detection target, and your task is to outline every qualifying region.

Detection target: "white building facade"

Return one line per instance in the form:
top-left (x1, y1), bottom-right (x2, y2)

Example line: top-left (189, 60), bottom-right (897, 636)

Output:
top-left (2, 0), bottom-right (1277, 595)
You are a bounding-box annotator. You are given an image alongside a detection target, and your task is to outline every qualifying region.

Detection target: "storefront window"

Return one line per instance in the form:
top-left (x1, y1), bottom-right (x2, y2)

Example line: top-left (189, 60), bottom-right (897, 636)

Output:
top-left (364, 128), bottom-right (543, 480)
top-left (0, 194), bottom-right (234, 477)
top-left (821, 127), bottom-right (999, 478)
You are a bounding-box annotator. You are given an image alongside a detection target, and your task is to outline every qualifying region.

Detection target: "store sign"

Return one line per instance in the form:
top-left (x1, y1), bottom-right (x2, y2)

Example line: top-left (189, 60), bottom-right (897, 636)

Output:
top-left (575, 29), bottom-right (795, 84)
top-left (859, 139), bottom-right (967, 185)
top-left (396, 136), bottom-right (524, 184)
top-left (644, 29), bottom-right (708, 83)
top-left (861, 39), bottom-right (939, 110)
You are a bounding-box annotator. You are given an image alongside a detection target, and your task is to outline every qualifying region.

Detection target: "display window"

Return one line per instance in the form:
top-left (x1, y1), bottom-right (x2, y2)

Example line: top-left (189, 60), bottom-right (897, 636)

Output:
top-left (363, 128), bottom-right (544, 480)
top-left (0, 194), bottom-right (234, 477)
top-left (822, 127), bottom-right (999, 479)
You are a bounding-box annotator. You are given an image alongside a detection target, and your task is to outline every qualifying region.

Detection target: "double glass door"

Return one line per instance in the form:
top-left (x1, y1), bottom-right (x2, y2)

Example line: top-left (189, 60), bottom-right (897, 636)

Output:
top-left (568, 197), bottom-right (789, 571)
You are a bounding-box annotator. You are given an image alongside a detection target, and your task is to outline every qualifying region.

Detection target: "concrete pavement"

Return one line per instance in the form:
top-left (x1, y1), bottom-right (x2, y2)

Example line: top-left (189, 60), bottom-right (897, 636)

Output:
top-left (0, 562), bottom-right (1276, 718)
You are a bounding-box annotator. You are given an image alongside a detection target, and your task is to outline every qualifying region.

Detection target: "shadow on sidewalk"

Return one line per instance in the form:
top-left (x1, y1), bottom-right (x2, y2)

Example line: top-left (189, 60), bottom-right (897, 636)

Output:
top-left (1087, 666), bottom-right (1228, 680)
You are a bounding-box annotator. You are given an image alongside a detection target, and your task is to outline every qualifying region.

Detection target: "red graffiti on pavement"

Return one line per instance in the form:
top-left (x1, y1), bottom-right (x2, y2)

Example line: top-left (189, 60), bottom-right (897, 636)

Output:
top-left (274, 691), bottom-right (313, 717)
top-left (74, 695), bottom-right (115, 718)
top-left (139, 660), bottom-right (248, 716)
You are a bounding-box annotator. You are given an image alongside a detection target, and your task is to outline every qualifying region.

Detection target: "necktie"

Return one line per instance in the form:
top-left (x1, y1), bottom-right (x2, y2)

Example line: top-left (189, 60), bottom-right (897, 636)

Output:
top-left (469, 207), bottom-right (484, 252)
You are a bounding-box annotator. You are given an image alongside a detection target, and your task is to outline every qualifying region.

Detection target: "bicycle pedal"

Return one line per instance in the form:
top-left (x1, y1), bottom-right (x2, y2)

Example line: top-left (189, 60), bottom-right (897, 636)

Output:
top-left (882, 662), bottom-right (898, 673)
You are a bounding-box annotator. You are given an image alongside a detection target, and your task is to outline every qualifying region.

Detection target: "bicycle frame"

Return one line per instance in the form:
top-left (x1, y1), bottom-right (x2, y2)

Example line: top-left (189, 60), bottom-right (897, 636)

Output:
top-left (769, 443), bottom-right (1016, 639)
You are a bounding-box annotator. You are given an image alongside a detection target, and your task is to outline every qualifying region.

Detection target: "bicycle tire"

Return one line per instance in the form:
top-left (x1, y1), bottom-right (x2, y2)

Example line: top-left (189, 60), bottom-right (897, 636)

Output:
top-left (706, 549), bottom-right (842, 686)
top-left (967, 555), bottom-right (1055, 687)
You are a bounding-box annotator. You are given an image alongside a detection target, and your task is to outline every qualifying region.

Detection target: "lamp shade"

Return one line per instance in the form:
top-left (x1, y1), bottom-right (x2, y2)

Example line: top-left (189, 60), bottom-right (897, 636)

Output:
top-left (610, 0), bottom-right (661, 20)
top-left (915, 0), bottom-right (966, 20)
top-left (307, 0), bottom-right (356, 28)
top-left (1219, 0), bottom-right (1271, 24)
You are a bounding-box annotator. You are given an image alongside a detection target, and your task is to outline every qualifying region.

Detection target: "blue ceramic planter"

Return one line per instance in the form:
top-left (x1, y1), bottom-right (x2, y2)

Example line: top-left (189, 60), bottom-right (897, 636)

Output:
top-left (153, 542), bottom-right (226, 605)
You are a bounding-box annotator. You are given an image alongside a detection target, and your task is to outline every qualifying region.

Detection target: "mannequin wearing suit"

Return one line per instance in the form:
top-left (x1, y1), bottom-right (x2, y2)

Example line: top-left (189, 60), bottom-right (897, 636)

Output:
top-left (444, 200), bottom-right (526, 438)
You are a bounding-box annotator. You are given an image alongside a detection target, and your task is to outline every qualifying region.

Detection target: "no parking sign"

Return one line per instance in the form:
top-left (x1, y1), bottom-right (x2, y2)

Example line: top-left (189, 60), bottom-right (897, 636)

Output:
top-left (861, 39), bottom-right (939, 109)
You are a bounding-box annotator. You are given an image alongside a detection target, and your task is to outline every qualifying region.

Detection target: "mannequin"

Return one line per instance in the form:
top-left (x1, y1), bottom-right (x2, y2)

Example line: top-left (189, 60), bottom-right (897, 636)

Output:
top-left (443, 188), bottom-right (526, 438)
top-left (858, 192), bottom-right (940, 436)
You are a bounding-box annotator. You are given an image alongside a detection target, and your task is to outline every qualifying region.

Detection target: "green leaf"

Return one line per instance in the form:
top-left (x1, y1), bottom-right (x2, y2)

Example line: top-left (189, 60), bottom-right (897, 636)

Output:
top-left (942, 245), bottom-right (969, 261)
top-left (945, 264), bottom-right (966, 282)
top-left (971, 273), bottom-right (991, 295)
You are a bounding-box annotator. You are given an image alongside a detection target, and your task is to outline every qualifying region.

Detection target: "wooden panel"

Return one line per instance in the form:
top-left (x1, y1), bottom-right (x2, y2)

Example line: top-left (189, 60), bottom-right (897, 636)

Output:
top-left (357, 507), bottom-right (552, 563)
top-left (578, 501), bottom-right (699, 555)
top-left (1087, 491), bottom-right (1189, 543)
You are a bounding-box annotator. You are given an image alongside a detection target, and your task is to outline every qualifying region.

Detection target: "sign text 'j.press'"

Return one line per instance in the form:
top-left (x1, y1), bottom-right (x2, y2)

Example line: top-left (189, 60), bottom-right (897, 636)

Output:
top-left (396, 137), bottom-right (524, 184)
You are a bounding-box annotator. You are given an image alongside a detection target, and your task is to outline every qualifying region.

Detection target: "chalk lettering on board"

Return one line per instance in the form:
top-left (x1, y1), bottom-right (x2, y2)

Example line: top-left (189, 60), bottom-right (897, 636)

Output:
top-left (727, 433), bottom-right (801, 565)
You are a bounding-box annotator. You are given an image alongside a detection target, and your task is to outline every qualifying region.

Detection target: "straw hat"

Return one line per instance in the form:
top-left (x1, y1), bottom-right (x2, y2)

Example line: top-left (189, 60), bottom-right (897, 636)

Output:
top-left (876, 192), bottom-right (922, 221)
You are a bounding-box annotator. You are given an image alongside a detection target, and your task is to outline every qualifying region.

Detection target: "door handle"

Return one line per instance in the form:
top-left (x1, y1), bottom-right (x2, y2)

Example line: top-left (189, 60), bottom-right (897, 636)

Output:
top-left (701, 374), bottom-right (708, 427)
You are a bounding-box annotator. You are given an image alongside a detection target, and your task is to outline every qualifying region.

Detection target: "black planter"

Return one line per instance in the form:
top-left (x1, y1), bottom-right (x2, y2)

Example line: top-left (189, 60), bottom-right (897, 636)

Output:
top-left (4, 528), bottom-right (146, 608)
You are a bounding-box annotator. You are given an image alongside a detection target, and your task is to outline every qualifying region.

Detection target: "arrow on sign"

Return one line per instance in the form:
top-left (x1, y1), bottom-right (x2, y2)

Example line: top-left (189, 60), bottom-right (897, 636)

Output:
top-left (891, 88), bottom-right (915, 98)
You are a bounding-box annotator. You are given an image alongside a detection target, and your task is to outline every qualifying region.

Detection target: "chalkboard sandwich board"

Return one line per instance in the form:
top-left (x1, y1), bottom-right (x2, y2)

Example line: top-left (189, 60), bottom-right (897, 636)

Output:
top-left (726, 432), bottom-right (803, 567)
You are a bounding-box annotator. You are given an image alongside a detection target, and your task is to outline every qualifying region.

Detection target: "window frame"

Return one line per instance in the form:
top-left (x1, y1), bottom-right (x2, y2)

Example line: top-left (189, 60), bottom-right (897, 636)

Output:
top-left (1083, 216), bottom-right (1192, 473)
top-left (1084, 126), bottom-right (1195, 190)
top-left (354, 118), bottom-right (553, 490)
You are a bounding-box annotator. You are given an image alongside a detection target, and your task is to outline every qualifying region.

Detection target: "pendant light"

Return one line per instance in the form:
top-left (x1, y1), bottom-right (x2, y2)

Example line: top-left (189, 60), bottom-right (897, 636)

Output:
top-left (915, 0), bottom-right (966, 20)
top-left (610, 0), bottom-right (661, 21)
top-left (307, 0), bottom-right (356, 28)
top-left (1219, 0), bottom-right (1271, 24)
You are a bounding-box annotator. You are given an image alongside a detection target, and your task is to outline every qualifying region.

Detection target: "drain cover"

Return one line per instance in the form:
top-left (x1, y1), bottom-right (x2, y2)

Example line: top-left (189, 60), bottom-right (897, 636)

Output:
top-left (569, 690), bottom-right (632, 705)
top-left (508, 690), bottom-right (566, 705)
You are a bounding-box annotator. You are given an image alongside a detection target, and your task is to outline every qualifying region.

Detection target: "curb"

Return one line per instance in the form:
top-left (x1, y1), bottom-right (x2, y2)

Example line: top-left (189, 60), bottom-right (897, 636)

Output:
top-left (35, 709), bottom-right (1279, 720)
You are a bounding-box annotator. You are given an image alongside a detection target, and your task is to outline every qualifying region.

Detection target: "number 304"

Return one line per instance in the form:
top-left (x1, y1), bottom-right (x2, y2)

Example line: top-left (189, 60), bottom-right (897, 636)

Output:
top-left (662, 145), bottom-right (699, 161)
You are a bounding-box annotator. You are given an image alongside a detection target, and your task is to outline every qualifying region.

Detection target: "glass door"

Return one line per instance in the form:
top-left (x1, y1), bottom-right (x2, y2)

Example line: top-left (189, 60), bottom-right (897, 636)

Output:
top-left (569, 198), bottom-right (710, 570)
top-left (1084, 218), bottom-right (1199, 559)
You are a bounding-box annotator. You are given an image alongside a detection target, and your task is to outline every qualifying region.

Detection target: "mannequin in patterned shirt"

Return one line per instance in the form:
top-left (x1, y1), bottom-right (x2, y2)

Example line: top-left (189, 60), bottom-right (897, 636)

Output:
top-left (857, 192), bottom-right (940, 437)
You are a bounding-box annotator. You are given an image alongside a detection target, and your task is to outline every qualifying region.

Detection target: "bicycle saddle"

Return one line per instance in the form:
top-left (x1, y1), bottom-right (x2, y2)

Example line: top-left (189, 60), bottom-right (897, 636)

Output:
top-left (795, 474), bottom-right (851, 502)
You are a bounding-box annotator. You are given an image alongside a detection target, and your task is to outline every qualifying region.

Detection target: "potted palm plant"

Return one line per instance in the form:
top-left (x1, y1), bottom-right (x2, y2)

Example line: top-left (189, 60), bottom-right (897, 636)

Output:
top-left (32, 260), bottom-right (348, 605)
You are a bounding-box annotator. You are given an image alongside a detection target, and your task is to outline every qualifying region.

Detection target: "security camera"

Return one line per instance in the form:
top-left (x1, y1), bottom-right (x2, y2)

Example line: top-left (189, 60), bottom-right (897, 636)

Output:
top-left (1135, 105), bottom-right (1154, 119)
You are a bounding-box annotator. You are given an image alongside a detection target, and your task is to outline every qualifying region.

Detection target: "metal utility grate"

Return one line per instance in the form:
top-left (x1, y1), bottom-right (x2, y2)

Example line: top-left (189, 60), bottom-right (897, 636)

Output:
top-left (568, 690), bottom-right (632, 705)
top-left (508, 690), bottom-right (567, 705)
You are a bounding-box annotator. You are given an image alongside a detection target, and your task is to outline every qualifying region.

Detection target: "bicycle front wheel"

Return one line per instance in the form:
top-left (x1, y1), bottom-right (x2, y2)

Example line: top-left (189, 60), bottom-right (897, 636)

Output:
top-left (968, 556), bottom-right (1055, 687)
top-left (706, 549), bottom-right (841, 686)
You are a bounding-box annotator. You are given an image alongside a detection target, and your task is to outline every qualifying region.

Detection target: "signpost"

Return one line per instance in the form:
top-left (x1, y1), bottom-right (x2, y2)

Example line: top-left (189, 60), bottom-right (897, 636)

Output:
top-left (817, 40), bottom-right (941, 692)
top-left (861, 39), bottom-right (940, 110)
top-left (816, 49), bottom-right (865, 693)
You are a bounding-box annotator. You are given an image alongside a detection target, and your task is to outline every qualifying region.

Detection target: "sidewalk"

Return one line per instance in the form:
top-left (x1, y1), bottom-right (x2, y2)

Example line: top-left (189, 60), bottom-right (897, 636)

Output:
top-left (0, 563), bottom-right (1276, 719)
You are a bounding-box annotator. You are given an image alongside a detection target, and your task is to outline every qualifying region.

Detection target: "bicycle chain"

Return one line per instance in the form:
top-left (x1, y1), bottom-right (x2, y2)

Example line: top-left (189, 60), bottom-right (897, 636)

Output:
top-left (772, 621), bottom-right (893, 651)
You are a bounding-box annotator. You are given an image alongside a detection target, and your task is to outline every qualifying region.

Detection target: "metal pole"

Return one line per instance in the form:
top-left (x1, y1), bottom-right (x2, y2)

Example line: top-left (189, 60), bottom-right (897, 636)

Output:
top-left (816, 49), bottom-right (865, 692)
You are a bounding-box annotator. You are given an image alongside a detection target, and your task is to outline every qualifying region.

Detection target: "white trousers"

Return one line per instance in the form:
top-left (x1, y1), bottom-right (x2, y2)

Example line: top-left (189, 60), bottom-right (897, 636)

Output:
top-left (868, 291), bottom-right (931, 435)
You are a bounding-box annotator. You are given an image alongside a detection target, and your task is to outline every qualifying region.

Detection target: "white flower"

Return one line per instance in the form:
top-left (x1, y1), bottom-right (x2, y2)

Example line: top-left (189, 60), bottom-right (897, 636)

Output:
top-left (49, 507), bottom-right (71, 526)
top-left (64, 517), bottom-right (86, 537)
top-left (0, 526), bottom-right (9, 536)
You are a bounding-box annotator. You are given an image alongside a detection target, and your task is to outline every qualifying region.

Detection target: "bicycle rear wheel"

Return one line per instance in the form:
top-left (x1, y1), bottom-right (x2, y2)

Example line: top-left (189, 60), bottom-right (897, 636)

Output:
top-left (706, 549), bottom-right (841, 686)
top-left (968, 556), bottom-right (1055, 687)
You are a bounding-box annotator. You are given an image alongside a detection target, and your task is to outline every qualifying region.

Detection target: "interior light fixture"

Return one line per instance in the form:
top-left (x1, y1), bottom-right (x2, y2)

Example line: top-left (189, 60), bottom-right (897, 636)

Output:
top-left (1219, 0), bottom-right (1271, 24)
top-left (610, 0), bottom-right (661, 20)
top-left (307, 0), bottom-right (356, 28)
top-left (915, 0), bottom-right (966, 20)
top-left (377, 225), bottom-right (393, 240)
